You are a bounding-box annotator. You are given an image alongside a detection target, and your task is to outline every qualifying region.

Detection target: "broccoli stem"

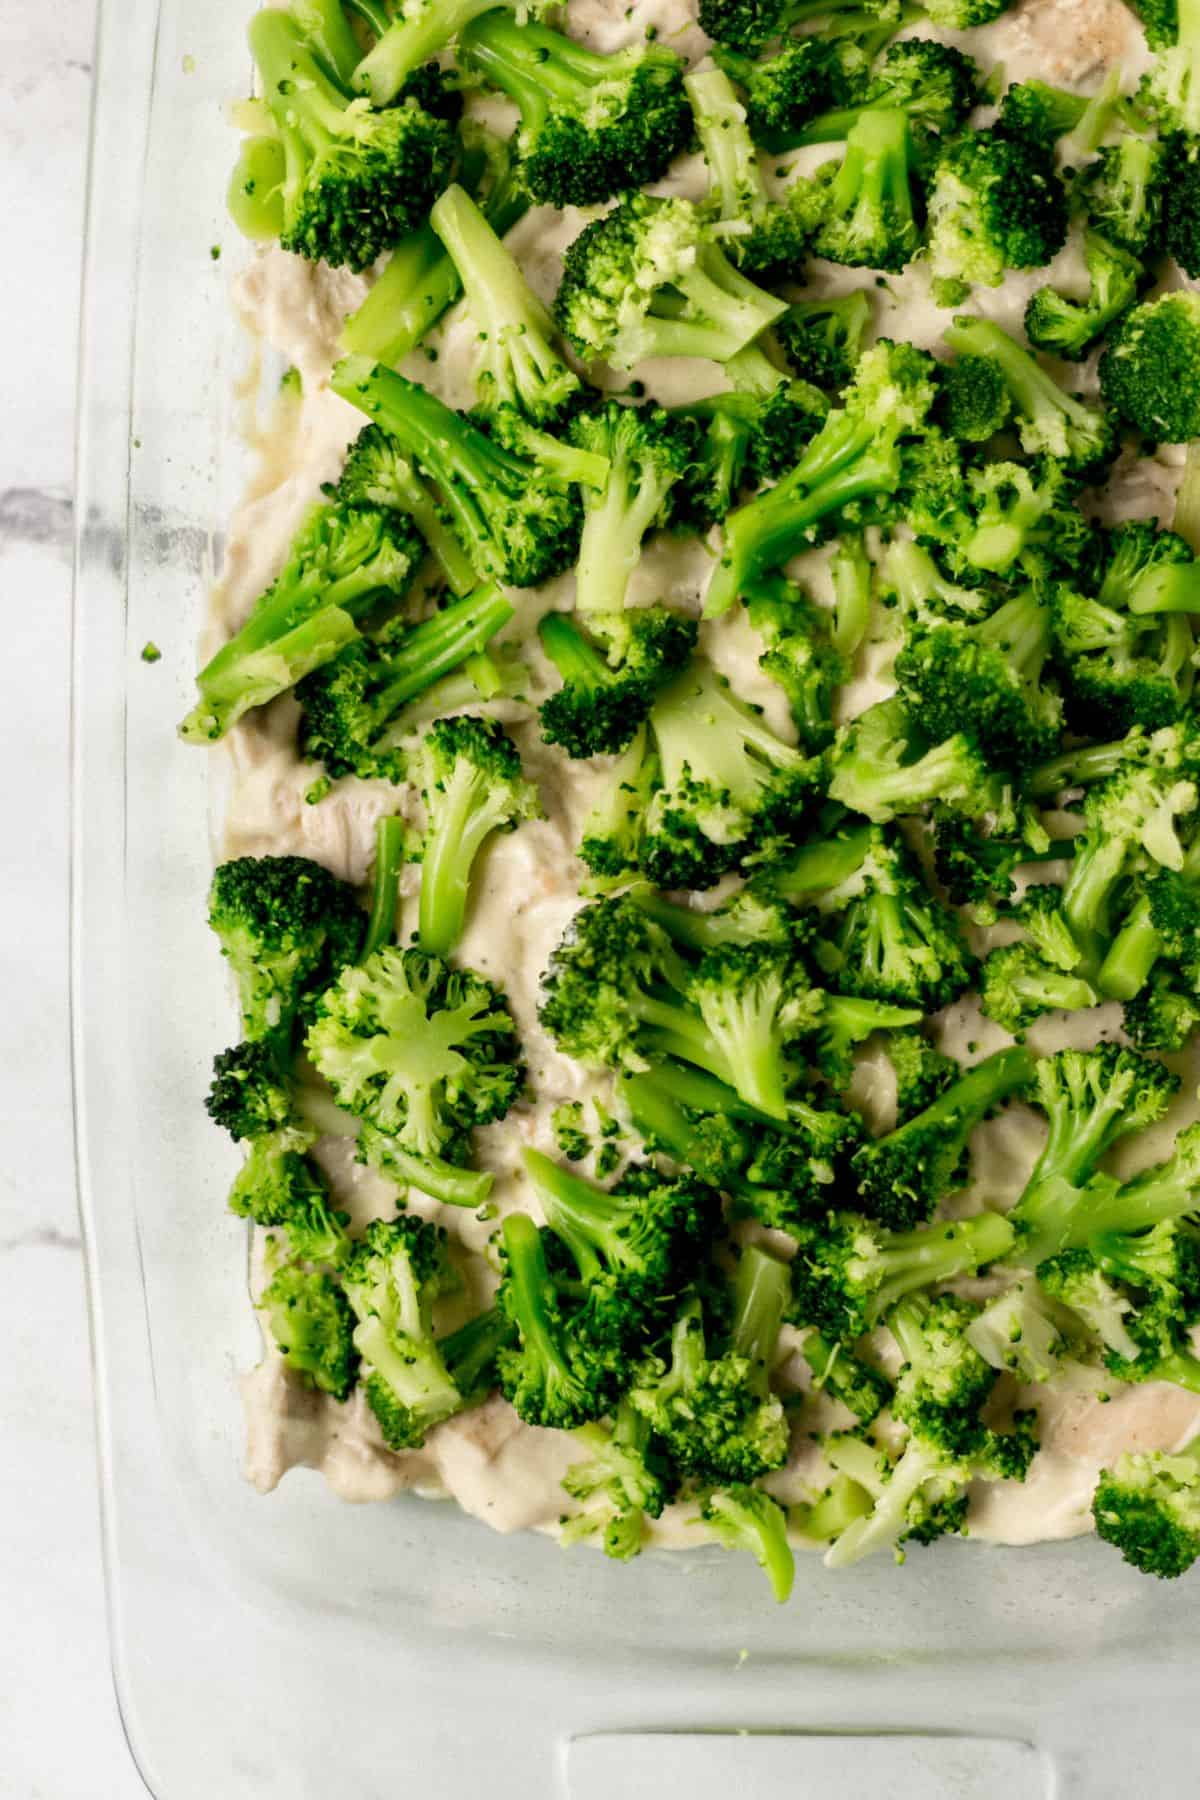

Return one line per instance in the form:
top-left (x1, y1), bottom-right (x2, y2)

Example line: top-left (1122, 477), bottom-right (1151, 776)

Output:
top-left (380, 1139), bottom-right (494, 1207)
top-left (686, 65), bottom-right (769, 231)
top-left (871, 1211), bottom-right (1016, 1318)
top-left (418, 756), bottom-right (519, 958)
top-left (770, 825), bottom-right (873, 899)
top-left (1028, 738), bottom-right (1134, 798)
top-left (730, 1245), bottom-right (791, 1389)
top-left (576, 444), bottom-right (678, 616)
top-left (1126, 562), bottom-right (1200, 614)
top-left (1097, 894), bottom-right (1162, 1000)
top-left (706, 407), bottom-right (900, 616)
top-left (340, 224), bottom-right (462, 362)
top-left (944, 315), bottom-right (1098, 454)
top-left (500, 1211), bottom-right (590, 1408)
top-left (374, 585), bottom-right (515, 726)
top-left (354, 0), bottom-right (501, 104)
top-left (291, 0), bottom-right (363, 86)
top-left (1078, 1153), bottom-right (1200, 1242)
top-left (251, 10), bottom-right (361, 153)
top-left (344, 0), bottom-right (392, 34)
top-left (362, 814), bottom-right (405, 960)
top-left (830, 533), bottom-right (873, 656)
top-left (1060, 67), bottom-right (1122, 163)
top-left (440, 1305), bottom-right (515, 1402)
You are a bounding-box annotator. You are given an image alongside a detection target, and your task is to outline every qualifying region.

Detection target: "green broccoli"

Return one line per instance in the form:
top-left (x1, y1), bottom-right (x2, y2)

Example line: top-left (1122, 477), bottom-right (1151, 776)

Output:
top-left (828, 696), bottom-right (1003, 824)
top-left (496, 1211), bottom-right (621, 1429)
top-left (935, 352), bottom-right (1012, 442)
top-left (1080, 132), bottom-right (1165, 256)
top-left (1137, 0), bottom-right (1200, 135)
top-left (229, 1138), bottom-right (352, 1267)
top-left (351, 0), bottom-right (545, 105)
top-left (1024, 234), bottom-right (1144, 363)
top-left (711, 38), bottom-right (858, 152)
top-left (560, 1398), bottom-right (672, 1560)
top-left (803, 1329), bottom-right (892, 1423)
top-left (331, 357), bottom-right (582, 588)
top-left (883, 1029), bottom-right (958, 1123)
top-left (926, 128), bottom-right (1069, 294)
top-left (965, 1279), bottom-right (1068, 1384)
top-left (978, 943), bottom-right (1100, 1034)
top-left (415, 715), bottom-right (539, 957)
top-left (775, 290), bottom-right (873, 392)
top-left (568, 403), bottom-right (697, 615)
top-left (699, 1484), bottom-right (796, 1602)
top-left (1125, 966), bottom-right (1200, 1050)
top-left (306, 946), bottom-right (523, 1204)
top-left (343, 1215), bottom-right (464, 1449)
top-left (428, 183), bottom-right (579, 423)
top-left (1093, 1438), bottom-right (1200, 1577)
top-left (538, 607), bottom-right (698, 760)
top-left (577, 727), bottom-right (658, 884)
top-left (206, 1038), bottom-right (301, 1145)
top-left (180, 499), bottom-right (423, 744)
top-left (554, 193), bottom-right (787, 372)
top-left (297, 583), bottom-right (515, 785)
top-left (1099, 291), bottom-right (1200, 442)
top-left (743, 574), bottom-right (849, 750)
top-left (228, 9), bottom-right (454, 271)
top-left (792, 108), bottom-right (921, 273)
top-left (852, 1046), bottom-right (1032, 1229)
top-left (943, 316), bottom-right (1116, 473)
top-left (781, 37), bottom-right (980, 147)
top-left (686, 65), bottom-right (810, 285)
top-left (258, 1261), bottom-right (357, 1399)
top-left (460, 13), bottom-right (692, 208)
top-left (208, 855), bottom-right (362, 1047)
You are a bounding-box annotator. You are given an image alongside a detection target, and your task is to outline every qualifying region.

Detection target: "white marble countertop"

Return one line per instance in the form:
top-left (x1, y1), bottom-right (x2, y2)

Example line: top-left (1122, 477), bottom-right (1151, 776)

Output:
top-left (2, 3), bottom-right (147, 1793)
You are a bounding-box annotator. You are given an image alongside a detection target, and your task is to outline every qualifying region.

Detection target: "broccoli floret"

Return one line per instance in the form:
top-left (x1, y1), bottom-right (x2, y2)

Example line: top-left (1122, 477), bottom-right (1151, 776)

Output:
top-left (560, 1399), bottom-right (672, 1560)
top-left (306, 946), bottom-right (523, 1199)
top-left (803, 1329), bottom-right (892, 1423)
top-left (699, 1484), bottom-right (796, 1602)
top-left (1137, 0), bottom-right (1200, 135)
top-left (895, 586), bottom-right (1063, 771)
top-left (1101, 518), bottom-right (1200, 617)
top-left (524, 1148), bottom-right (721, 1342)
top-left (258, 1261), bottom-right (357, 1400)
top-left (935, 351), bottom-right (1012, 443)
top-left (980, 940), bottom-right (1100, 1034)
top-left (775, 290), bottom-right (873, 392)
top-left (538, 607), bottom-right (697, 760)
top-left (577, 727), bottom-right (658, 883)
top-left (877, 539), bottom-right (993, 631)
top-left (568, 403), bottom-right (697, 615)
top-left (538, 896), bottom-right (820, 1117)
top-left (1080, 132), bottom-right (1166, 257)
top-left (208, 855), bottom-right (362, 1047)
top-left (1057, 731), bottom-right (1200, 971)
top-left (827, 696), bottom-right (1003, 823)
top-left (792, 108), bottom-right (921, 272)
top-left (812, 826), bottom-right (975, 1012)
top-left (641, 657), bottom-right (824, 888)
top-left (179, 500), bottom-right (423, 743)
top-left (439, 1304), bottom-right (515, 1406)
top-left (352, 0), bottom-right (544, 105)
top-left (933, 809), bottom-right (1059, 920)
top-left (1025, 233), bottom-right (1144, 364)
top-left (671, 378), bottom-right (828, 531)
top-left (790, 1207), bottom-right (1016, 1343)
top-left (1125, 966), bottom-right (1200, 1049)
top-left (782, 37), bottom-right (980, 147)
top-left (415, 715), bottom-right (539, 957)
top-left (711, 39), bottom-right (856, 152)
top-left (686, 66), bottom-right (810, 285)
top-left (890, 1294), bottom-right (1025, 1461)
top-left (230, 9), bottom-right (454, 270)
top-left (1051, 585), bottom-right (1195, 742)
top-left (343, 1216), bottom-right (464, 1449)
top-left (1037, 1248), bottom-right (1145, 1362)
top-left (554, 193), bottom-right (787, 372)
top-left (206, 1039), bottom-right (299, 1144)
top-left (496, 1212), bottom-right (620, 1429)
top-left (625, 882), bottom-right (796, 955)
top-left (460, 13), bottom-right (691, 208)
top-left (998, 80), bottom-right (1092, 149)
top-left (229, 1137), bottom-right (352, 1266)
top-left (852, 1046), bottom-right (1032, 1229)
top-left (926, 128), bottom-right (1069, 293)
top-left (743, 574), bottom-right (848, 750)
top-left (1006, 1048), bottom-right (1181, 1265)
top-left (706, 340), bottom-right (938, 617)
top-left (883, 1029), bottom-right (958, 1123)
top-left (333, 422), bottom-right (478, 596)
top-left (698, 0), bottom-right (902, 52)
top-left (1099, 291), bottom-right (1200, 443)
top-left (943, 317), bottom-right (1115, 473)
top-left (927, 457), bottom-right (1096, 583)
top-left (339, 125), bottom-right (531, 368)
top-left (297, 583), bottom-right (515, 785)
top-left (1093, 1438), bottom-right (1200, 1577)
top-left (965, 1279), bottom-right (1068, 1383)
top-left (428, 183), bottom-right (578, 423)
top-left (331, 357), bottom-right (581, 588)
top-left (630, 1247), bottom-right (792, 1483)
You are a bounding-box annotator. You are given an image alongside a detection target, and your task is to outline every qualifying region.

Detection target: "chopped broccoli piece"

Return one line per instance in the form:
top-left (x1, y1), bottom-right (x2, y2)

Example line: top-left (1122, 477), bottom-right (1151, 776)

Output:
top-left (979, 944), bottom-right (1100, 1034)
top-left (569, 403), bottom-right (697, 615)
top-left (428, 183), bottom-right (578, 423)
top-left (538, 607), bottom-right (697, 760)
top-left (344, 1215), bottom-right (463, 1449)
top-left (743, 574), bottom-right (848, 750)
top-left (577, 727), bottom-right (658, 884)
top-left (1093, 1437), bottom-right (1200, 1577)
top-left (306, 945), bottom-right (523, 1199)
top-left (1099, 290), bottom-right (1200, 443)
top-left (926, 128), bottom-right (1069, 292)
top-left (332, 357), bottom-right (582, 588)
top-left (775, 290), bottom-right (873, 392)
top-left (686, 65), bottom-right (810, 285)
top-left (1137, 0), bottom-right (1200, 135)
top-left (943, 316), bottom-right (1116, 474)
top-left (258, 1261), bottom-right (357, 1400)
top-left (496, 1211), bottom-right (621, 1429)
top-left (852, 1046), bottom-right (1032, 1229)
top-left (206, 1038), bottom-right (300, 1144)
top-left (828, 696), bottom-right (1004, 823)
top-left (883, 1029), bottom-right (958, 1123)
top-left (180, 499), bottom-right (423, 744)
top-left (803, 1329), bottom-right (892, 1422)
top-left (1125, 966), bottom-right (1200, 1050)
top-left (1024, 233), bottom-right (1144, 363)
top-left (554, 193), bottom-right (787, 372)
top-left (935, 351), bottom-right (1012, 443)
top-left (699, 1484), bottom-right (795, 1602)
top-left (782, 37), bottom-right (980, 147)
top-left (230, 9), bottom-right (454, 271)
top-left (297, 583), bottom-right (514, 785)
top-left (792, 108), bottom-right (921, 273)
top-left (711, 38), bottom-right (857, 152)
top-left (998, 79), bottom-right (1091, 149)
top-left (208, 854), bottom-right (361, 1047)
top-left (229, 1137), bottom-right (351, 1267)
top-left (352, 0), bottom-right (546, 105)
top-left (1081, 132), bottom-right (1166, 256)
top-left (416, 715), bottom-right (539, 956)
top-left (641, 657), bottom-right (824, 888)
top-left (966, 1280), bottom-right (1067, 1383)
top-left (561, 1398), bottom-right (672, 1560)
top-left (460, 13), bottom-right (691, 208)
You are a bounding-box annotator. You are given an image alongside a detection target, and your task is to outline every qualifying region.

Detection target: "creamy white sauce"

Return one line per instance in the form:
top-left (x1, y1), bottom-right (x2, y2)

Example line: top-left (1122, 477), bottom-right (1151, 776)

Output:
top-left (224, 0), bottom-right (1200, 1552)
